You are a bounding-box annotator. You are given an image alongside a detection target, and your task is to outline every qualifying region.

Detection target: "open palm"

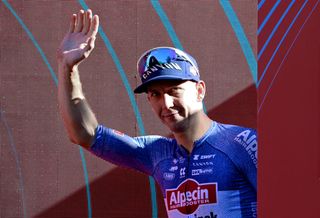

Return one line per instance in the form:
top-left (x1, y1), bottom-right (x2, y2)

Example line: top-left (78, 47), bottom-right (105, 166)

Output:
top-left (57, 9), bottom-right (99, 68)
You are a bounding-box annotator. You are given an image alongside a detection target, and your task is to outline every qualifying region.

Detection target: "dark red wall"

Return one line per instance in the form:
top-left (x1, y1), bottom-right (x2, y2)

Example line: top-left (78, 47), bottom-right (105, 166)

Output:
top-left (258, 0), bottom-right (320, 217)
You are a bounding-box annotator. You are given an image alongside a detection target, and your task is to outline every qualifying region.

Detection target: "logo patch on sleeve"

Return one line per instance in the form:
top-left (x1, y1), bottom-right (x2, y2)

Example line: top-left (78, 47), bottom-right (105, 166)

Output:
top-left (112, 129), bottom-right (125, 136)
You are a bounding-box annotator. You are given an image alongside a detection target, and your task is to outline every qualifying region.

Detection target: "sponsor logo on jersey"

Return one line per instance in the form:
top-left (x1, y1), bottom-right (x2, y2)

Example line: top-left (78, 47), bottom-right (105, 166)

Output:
top-left (180, 167), bottom-right (186, 178)
top-left (191, 168), bottom-right (213, 176)
top-left (200, 154), bottom-right (216, 160)
top-left (234, 130), bottom-right (257, 166)
top-left (192, 162), bottom-right (214, 167)
top-left (179, 157), bottom-right (185, 163)
top-left (251, 202), bottom-right (257, 217)
top-left (193, 154), bottom-right (216, 161)
top-left (194, 212), bottom-right (217, 218)
top-left (166, 179), bottom-right (217, 215)
top-left (112, 129), bottom-right (125, 136)
top-left (173, 157), bottom-right (185, 164)
top-left (163, 172), bottom-right (176, 181)
top-left (169, 166), bottom-right (178, 172)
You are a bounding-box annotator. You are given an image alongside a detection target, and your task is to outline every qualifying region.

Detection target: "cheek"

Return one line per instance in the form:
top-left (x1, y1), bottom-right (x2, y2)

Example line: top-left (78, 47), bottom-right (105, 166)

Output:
top-left (149, 101), bottom-right (161, 115)
top-left (183, 92), bottom-right (198, 104)
top-left (177, 98), bottom-right (193, 113)
top-left (181, 92), bottom-right (199, 111)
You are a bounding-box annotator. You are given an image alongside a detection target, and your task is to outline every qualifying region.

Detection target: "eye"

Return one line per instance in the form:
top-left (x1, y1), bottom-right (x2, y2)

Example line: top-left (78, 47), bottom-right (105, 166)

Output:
top-left (168, 87), bottom-right (183, 97)
top-left (148, 91), bottom-right (160, 98)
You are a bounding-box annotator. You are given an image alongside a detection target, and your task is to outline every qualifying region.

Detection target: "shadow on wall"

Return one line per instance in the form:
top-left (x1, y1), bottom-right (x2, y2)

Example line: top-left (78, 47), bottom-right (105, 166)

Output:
top-left (35, 167), bottom-right (168, 218)
top-left (35, 84), bottom-right (256, 218)
top-left (209, 84), bottom-right (257, 129)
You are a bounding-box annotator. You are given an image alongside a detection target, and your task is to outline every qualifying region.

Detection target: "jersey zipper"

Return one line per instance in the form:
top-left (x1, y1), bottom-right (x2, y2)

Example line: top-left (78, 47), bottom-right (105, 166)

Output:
top-left (184, 145), bottom-right (196, 215)
top-left (184, 154), bottom-right (191, 214)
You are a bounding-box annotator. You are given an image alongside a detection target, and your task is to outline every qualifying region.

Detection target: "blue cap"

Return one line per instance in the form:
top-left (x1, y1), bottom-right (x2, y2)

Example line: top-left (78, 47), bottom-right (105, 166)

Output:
top-left (134, 47), bottom-right (200, 93)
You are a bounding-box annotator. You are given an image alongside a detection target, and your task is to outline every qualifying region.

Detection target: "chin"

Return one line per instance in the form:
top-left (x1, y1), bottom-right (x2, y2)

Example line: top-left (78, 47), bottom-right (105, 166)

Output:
top-left (165, 120), bottom-right (188, 133)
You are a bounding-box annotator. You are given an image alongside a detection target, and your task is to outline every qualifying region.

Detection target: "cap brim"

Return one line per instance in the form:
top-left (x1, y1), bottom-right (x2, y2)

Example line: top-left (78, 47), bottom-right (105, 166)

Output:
top-left (133, 75), bottom-right (197, 93)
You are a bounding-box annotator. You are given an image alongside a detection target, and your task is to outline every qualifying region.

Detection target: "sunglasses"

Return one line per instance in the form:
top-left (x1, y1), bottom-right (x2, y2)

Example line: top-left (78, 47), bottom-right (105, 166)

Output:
top-left (137, 47), bottom-right (199, 77)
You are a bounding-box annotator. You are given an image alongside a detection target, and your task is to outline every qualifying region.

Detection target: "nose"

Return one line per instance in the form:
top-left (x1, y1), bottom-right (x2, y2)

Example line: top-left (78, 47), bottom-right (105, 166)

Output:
top-left (162, 93), bottom-right (174, 109)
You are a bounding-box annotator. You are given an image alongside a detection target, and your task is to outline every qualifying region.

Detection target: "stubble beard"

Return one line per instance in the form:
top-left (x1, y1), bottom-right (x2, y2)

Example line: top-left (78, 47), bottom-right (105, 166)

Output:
top-left (163, 115), bottom-right (190, 133)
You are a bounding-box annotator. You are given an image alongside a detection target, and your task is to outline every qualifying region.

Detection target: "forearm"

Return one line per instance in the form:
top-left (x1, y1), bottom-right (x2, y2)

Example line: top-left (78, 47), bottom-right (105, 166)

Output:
top-left (58, 61), bottom-right (98, 148)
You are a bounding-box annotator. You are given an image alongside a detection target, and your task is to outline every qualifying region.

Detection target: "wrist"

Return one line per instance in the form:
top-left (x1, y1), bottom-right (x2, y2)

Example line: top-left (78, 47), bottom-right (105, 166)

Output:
top-left (58, 58), bottom-right (79, 73)
top-left (57, 59), bottom-right (69, 72)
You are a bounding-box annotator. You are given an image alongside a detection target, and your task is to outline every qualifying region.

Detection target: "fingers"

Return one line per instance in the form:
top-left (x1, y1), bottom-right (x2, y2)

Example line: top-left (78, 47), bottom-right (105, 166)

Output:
top-left (88, 15), bottom-right (99, 38)
top-left (75, 10), bottom-right (84, 32)
top-left (71, 9), bottom-right (98, 36)
top-left (69, 14), bottom-right (77, 33)
top-left (82, 9), bottom-right (92, 34)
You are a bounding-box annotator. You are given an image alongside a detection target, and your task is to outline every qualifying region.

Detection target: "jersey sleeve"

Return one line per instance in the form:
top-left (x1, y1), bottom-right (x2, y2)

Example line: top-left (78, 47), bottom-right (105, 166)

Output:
top-left (215, 124), bottom-right (258, 191)
top-left (230, 127), bottom-right (257, 191)
top-left (89, 125), bottom-right (158, 175)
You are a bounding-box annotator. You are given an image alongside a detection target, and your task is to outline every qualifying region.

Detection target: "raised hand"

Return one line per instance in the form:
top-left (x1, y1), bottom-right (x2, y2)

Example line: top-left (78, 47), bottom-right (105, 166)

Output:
top-left (57, 9), bottom-right (99, 69)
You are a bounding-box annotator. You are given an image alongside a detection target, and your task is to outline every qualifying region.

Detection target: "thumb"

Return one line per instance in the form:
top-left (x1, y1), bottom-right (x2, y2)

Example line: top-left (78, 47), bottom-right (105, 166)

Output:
top-left (87, 36), bottom-right (96, 51)
top-left (83, 36), bottom-right (96, 57)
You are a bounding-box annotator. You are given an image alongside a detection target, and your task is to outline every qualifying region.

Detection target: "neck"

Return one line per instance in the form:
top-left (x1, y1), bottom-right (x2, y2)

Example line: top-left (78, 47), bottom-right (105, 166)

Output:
top-left (173, 112), bottom-right (212, 153)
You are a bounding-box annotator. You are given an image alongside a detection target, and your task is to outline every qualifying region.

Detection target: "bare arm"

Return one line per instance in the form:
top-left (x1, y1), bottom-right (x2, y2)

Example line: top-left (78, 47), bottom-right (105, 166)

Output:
top-left (57, 9), bottom-right (99, 148)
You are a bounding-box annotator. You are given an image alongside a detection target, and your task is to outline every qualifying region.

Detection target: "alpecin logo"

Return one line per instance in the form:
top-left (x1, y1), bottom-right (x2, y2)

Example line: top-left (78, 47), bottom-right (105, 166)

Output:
top-left (166, 179), bottom-right (217, 215)
top-left (234, 130), bottom-right (257, 167)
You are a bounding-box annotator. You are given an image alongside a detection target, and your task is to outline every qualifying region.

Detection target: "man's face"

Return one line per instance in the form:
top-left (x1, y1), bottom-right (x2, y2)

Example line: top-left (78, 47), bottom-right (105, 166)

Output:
top-left (147, 80), bottom-right (204, 132)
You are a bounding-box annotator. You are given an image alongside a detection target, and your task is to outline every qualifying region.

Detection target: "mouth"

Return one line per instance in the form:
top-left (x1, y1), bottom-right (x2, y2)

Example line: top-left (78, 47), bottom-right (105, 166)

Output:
top-left (161, 111), bottom-right (179, 119)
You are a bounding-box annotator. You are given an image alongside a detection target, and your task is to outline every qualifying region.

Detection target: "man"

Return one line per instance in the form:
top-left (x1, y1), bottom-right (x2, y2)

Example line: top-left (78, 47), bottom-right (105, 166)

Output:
top-left (58, 9), bottom-right (257, 218)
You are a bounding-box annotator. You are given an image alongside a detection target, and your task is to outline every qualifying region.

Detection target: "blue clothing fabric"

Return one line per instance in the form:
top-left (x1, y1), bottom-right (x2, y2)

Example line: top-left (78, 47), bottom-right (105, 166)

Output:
top-left (90, 121), bottom-right (257, 218)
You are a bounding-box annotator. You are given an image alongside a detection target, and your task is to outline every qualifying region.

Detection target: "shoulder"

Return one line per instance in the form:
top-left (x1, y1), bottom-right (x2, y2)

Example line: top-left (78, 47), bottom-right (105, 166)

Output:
top-left (210, 122), bottom-right (257, 146)
top-left (215, 122), bottom-right (256, 137)
top-left (207, 122), bottom-right (258, 166)
top-left (134, 135), bottom-right (176, 151)
top-left (134, 134), bottom-right (174, 144)
top-left (134, 135), bottom-right (178, 166)
top-left (94, 125), bottom-right (175, 148)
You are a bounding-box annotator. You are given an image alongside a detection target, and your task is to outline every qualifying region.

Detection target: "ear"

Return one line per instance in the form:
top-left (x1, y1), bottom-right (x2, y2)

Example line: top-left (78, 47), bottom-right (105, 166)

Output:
top-left (196, 81), bottom-right (206, 102)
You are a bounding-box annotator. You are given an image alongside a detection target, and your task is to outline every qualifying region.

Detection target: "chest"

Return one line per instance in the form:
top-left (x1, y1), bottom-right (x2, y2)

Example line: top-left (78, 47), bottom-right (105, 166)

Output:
top-left (153, 146), bottom-right (243, 195)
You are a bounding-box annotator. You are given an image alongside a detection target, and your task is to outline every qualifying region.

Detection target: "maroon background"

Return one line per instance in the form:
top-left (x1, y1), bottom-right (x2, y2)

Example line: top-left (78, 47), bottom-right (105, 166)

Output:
top-left (258, 0), bottom-right (320, 217)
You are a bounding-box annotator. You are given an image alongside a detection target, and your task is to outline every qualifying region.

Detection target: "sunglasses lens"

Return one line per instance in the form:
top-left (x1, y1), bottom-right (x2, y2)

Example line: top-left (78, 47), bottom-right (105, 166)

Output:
top-left (138, 48), bottom-right (178, 76)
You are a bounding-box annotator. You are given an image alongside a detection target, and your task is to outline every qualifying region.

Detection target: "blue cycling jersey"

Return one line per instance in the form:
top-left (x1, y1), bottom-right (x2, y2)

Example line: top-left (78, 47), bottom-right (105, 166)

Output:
top-left (90, 121), bottom-right (257, 218)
